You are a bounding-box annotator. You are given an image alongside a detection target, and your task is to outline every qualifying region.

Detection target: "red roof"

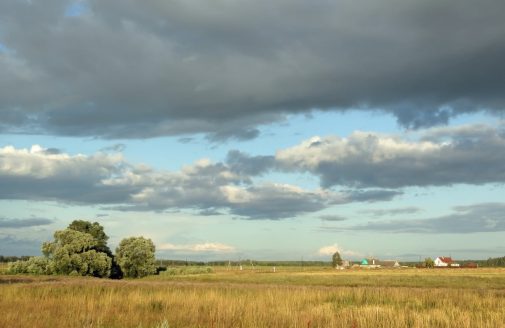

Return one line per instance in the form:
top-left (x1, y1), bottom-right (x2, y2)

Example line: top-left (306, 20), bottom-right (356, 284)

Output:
top-left (438, 257), bottom-right (453, 264)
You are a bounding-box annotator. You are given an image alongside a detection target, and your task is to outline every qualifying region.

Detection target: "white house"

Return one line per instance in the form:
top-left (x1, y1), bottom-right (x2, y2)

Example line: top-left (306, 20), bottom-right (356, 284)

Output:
top-left (434, 257), bottom-right (460, 267)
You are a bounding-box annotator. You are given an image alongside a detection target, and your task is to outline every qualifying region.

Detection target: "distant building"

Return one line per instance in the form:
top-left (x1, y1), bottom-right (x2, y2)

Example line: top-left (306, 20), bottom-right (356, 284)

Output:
top-left (376, 260), bottom-right (401, 268)
top-left (462, 262), bottom-right (478, 268)
top-left (434, 257), bottom-right (460, 267)
top-left (335, 260), bottom-right (350, 270)
top-left (360, 258), bottom-right (400, 268)
top-left (361, 258), bottom-right (380, 268)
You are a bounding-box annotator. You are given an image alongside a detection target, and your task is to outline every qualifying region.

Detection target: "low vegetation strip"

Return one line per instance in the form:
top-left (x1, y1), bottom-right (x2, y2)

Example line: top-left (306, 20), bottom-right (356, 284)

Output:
top-left (162, 266), bottom-right (214, 276)
top-left (2, 268), bottom-right (505, 327)
top-left (147, 267), bottom-right (505, 290)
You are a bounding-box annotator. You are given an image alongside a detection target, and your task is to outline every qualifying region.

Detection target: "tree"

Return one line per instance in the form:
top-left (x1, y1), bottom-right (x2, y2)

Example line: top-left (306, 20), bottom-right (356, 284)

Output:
top-left (42, 228), bottom-right (112, 277)
top-left (424, 257), bottom-right (434, 268)
top-left (68, 220), bottom-right (123, 279)
top-left (332, 251), bottom-right (343, 268)
top-left (68, 220), bottom-right (111, 254)
top-left (115, 237), bottom-right (156, 278)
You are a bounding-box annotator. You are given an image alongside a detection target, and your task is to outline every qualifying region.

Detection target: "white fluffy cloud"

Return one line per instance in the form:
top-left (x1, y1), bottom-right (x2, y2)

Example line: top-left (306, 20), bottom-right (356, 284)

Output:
top-left (2, 144), bottom-right (386, 219)
top-left (317, 244), bottom-right (361, 258)
top-left (317, 244), bottom-right (341, 256)
top-left (158, 242), bottom-right (235, 253)
top-left (0, 144), bottom-right (132, 204)
top-left (3, 123), bottom-right (501, 219)
top-left (0, 144), bottom-right (121, 179)
top-left (276, 123), bottom-right (505, 188)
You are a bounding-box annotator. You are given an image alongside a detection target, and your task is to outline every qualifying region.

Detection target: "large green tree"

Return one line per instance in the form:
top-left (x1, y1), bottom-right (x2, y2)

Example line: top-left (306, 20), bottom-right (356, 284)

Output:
top-left (68, 220), bottom-right (123, 278)
top-left (68, 220), bottom-right (111, 254)
top-left (42, 228), bottom-right (112, 277)
top-left (115, 237), bottom-right (156, 278)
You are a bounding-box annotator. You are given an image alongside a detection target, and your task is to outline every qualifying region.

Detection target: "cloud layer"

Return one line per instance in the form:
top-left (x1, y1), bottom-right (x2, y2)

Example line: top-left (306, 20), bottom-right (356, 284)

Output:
top-left (0, 217), bottom-right (53, 228)
top-left (0, 144), bottom-right (395, 219)
top-left (317, 244), bottom-right (361, 258)
top-left (348, 203), bottom-right (505, 233)
top-left (276, 123), bottom-right (505, 188)
top-left (1, 0), bottom-right (504, 139)
top-left (1, 123), bottom-right (505, 219)
top-left (158, 242), bottom-right (235, 253)
top-left (360, 207), bottom-right (421, 217)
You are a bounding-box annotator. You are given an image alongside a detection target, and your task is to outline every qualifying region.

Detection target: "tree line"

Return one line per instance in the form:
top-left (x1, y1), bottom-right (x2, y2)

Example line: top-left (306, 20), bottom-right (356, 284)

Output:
top-left (7, 220), bottom-right (156, 279)
top-left (0, 256), bottom-right (31, 263)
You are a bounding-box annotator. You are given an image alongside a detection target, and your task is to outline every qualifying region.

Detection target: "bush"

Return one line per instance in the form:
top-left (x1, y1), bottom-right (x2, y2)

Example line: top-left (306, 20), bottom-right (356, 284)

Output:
top-left (7, 256), bottom-right (53, 275)
top-left (116, 237), bottom-right (156, 278)
top-left (163, 267), bottom-right (214, 276)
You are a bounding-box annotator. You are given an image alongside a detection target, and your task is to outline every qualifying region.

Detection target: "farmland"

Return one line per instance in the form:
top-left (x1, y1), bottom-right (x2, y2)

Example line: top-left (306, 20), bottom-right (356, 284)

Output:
top-left (1, 267), bottom-right (505, 327)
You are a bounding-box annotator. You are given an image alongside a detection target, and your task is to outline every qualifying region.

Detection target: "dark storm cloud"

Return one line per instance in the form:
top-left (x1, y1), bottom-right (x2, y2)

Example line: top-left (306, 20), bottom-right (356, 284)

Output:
top-left (276, 124), bottom-right (505, 188)
top-left (0, 0), bottom-right (504, 139)
top-left (0, 217), bottom-right (54, 228)
top-left (348, 203), bottom-right (505, 233)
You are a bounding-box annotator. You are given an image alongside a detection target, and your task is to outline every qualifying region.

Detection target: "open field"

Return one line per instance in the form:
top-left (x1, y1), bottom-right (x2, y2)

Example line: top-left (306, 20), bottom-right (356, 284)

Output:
top-left (2, 267), bottom-right (505, 327)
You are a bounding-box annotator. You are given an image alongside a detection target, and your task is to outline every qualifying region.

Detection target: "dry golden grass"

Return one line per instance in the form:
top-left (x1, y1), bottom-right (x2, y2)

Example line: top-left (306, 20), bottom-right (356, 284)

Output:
top-left (152, 266), bottom-right (505, 289)
top-left (1, 268), bottom-right (505, 327)
top-left (0, 263), bottom-right (8, 274)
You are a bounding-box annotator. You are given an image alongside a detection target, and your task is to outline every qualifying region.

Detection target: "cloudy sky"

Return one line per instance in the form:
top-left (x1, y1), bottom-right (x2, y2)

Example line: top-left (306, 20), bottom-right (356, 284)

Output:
top-left (1, 0), bottom-right (504, 261)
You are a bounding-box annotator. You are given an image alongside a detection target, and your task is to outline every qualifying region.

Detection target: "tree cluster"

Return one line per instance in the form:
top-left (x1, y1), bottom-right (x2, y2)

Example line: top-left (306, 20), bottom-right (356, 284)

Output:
top-left (424, 257), bottom-right (434, 268)
top-left (8, 220), bottom-right (156, 279)
top-left (0, 255), bottom-right (31, 263)
top-left (484, 256), bottom-right (505, 267)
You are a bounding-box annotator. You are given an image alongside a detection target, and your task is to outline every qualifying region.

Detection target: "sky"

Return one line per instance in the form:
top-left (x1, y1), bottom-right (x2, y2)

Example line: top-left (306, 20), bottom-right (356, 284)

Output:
top-left (1, 0), bottom-right (505, 261)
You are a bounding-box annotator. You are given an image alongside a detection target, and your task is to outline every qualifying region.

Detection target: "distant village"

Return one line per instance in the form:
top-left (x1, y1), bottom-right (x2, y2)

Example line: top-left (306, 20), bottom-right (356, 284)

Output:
top-left (336, 256), bottom-right (479, 269)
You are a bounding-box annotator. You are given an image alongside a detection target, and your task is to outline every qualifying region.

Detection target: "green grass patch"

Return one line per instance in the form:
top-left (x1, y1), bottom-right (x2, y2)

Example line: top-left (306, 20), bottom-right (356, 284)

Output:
top-left (161, 266), bottom-right (214, 276)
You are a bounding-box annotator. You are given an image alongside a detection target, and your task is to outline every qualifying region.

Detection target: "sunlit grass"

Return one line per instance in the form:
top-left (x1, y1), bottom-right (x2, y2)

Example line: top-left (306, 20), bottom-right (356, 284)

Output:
top-left (0, 263), bottom-right (8, 274)
top-left (1, 267), bottom-right (505, 327)
top-left (151, 266), bottom-right (505, 289)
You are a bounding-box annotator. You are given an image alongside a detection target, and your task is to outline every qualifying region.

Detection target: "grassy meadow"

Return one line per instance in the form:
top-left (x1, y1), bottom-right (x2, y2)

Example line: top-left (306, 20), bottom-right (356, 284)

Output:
top-left (0, 262), bottom-right (8, 274)
top-left (2, 267), bottom-right (505, 327)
